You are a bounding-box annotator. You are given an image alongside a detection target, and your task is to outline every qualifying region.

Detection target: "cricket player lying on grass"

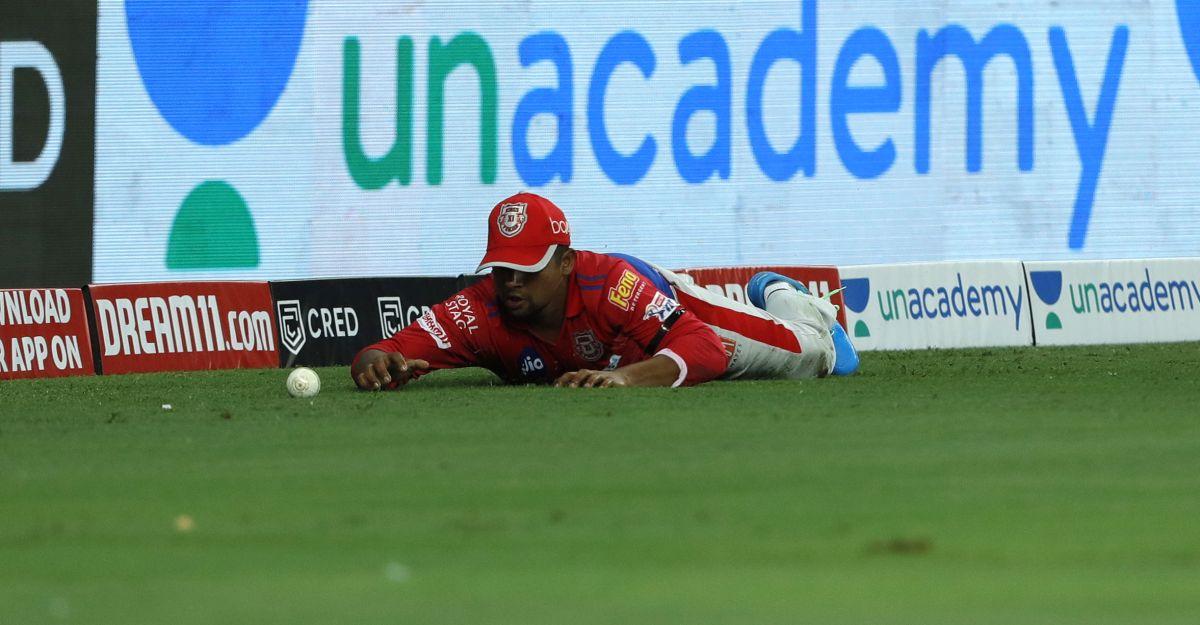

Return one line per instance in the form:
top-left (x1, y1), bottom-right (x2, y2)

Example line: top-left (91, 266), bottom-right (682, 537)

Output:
top-left (351, 193), bottom-right (859, 389)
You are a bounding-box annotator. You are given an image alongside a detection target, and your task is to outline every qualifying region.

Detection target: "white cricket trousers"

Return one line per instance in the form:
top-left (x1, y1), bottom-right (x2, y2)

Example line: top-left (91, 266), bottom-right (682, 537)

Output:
top-left (654, 266), bottom-right (838, 379)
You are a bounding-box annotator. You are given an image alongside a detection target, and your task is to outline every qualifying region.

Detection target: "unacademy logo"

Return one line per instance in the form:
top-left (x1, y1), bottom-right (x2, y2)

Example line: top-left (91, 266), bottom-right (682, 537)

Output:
top-left (1032, 268), bottom-right (1200, 325)
top-left (840, 277), bottom-right (872, 338)
top-left (126, 0), bottom-right (308, 270)
top-left (1029, 270), bottom-right (1064, 330)
top-left (841, 274), bottom-right (1024, 337)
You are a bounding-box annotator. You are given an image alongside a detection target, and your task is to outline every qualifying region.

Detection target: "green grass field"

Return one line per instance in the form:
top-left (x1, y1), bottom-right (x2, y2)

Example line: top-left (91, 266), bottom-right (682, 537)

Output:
top-left (3, 343), bottom-right (1199, 625)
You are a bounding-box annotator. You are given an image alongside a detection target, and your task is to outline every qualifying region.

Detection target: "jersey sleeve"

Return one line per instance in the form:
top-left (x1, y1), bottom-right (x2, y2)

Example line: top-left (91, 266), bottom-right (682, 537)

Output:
top-left (599, 264), bottom-right (728, 386)
top-left (353, 287), bottom-right (486, 379)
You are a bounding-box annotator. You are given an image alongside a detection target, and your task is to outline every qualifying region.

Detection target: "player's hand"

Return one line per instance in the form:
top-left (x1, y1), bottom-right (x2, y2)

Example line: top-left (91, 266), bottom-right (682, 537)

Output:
top-left (352, 350), bottom-right (430, 391)
top-left (554, 369), bottom-right (630, 388)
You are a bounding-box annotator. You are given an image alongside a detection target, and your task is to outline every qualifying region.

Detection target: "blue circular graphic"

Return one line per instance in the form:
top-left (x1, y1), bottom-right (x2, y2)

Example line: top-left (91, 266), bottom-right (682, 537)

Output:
top-left (126, 0), bottom-right (308, 146)
top-left (1029, 271), bottom-right (1063, 306)
top-left (1177, 0), bottom-right (1200, 83)
top-left (839, 278), bottom-right (871, 314)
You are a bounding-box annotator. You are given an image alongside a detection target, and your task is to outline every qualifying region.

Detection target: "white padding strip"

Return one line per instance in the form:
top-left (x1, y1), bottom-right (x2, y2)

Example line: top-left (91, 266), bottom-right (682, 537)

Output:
top-left (655, 348), bottom-right (688, 388)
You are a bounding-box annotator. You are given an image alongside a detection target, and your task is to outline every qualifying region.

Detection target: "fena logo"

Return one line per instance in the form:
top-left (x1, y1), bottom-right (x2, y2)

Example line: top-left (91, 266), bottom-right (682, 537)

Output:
top-left (607, 269), bottom-right (641, 311)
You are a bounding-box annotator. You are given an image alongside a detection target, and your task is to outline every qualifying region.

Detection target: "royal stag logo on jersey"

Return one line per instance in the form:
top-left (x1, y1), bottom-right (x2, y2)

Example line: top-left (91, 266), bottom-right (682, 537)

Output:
top-left (446, 294), bottom-right (479, 334)
top-left (497, 202), bottom-right (528, 238)
top-left (607, 270), bottom-right (641, 311)
top-left (572, 329), bottom-right (604, 362)
top-left (276, 299), bottom-right (305, 355)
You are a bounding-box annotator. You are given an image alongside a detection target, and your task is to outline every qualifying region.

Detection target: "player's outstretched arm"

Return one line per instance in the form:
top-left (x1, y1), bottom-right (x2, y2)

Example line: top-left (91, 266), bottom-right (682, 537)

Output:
top-left (554, 354), bottom-right (681, 388)
top-left (352, 349), bottom-right (430, 391)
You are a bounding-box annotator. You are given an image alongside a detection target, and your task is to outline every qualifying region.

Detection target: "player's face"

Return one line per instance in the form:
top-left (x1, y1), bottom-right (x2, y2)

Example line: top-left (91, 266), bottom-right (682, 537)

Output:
top-left (493, 252), bottom-right (573, 321)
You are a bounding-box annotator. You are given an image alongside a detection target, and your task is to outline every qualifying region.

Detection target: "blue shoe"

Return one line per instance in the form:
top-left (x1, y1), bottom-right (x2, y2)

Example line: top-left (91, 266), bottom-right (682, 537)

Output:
top-left (828, 321), bottom-right (859, 376)
top-left (747, 271), bottom-right (807, 307)
top-left (746, 271), bottom-right (860, 376)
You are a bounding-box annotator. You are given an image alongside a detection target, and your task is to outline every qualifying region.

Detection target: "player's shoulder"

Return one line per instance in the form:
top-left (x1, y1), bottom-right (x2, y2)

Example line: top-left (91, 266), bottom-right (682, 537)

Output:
top-left (573, 251), bottom-right (649, 317)
top-left (573, 250), bottom-right (637, 282)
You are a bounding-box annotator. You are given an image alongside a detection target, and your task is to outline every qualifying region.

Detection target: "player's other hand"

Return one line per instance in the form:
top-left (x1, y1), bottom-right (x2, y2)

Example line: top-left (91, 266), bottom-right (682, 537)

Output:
top-left (554, 369), bottom-right (630, 388)
top-left (352, 349), bottom-right (430, 391)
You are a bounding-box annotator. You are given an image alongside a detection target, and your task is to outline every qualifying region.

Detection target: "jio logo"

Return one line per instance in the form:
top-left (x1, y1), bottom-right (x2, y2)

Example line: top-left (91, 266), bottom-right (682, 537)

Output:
top-left (1178, 0), bottom-right (1200, 83)
top-left (125, 0), bottom-right (308, 270)
top-left (519, 347), bottom-right (547, 377)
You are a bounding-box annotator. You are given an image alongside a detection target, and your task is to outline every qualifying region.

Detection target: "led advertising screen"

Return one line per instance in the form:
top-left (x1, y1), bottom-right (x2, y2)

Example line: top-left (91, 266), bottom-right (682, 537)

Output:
top-left (96, 1), bottom-right (1200, 283)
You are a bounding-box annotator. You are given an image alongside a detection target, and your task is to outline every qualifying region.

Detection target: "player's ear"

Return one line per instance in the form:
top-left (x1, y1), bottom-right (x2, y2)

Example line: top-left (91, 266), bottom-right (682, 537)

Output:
top-left (559, 248), bottom-right (576, 276)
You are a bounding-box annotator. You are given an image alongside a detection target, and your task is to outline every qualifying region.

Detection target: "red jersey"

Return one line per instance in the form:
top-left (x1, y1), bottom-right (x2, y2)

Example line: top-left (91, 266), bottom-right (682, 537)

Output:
top-left (356, 251), bottom-right (728, 386)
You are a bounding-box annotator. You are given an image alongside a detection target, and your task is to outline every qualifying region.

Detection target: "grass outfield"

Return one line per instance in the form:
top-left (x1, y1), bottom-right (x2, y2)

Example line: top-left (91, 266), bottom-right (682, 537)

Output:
top-left (3, 344), bottom-right (1199, 625)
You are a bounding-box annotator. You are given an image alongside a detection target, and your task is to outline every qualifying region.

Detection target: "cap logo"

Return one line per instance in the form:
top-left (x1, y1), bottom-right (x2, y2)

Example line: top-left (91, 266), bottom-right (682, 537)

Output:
top-left (497, 202), bottom-right (528, 238)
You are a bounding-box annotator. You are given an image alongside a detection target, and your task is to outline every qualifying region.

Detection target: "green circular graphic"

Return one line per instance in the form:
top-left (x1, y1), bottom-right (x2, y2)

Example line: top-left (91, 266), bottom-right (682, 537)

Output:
top-left (166, 180), bottom-right (260, 269)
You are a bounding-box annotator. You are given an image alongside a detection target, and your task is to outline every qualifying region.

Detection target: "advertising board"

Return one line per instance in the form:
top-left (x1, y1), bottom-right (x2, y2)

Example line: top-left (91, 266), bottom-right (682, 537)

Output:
top-left (0, 288), bottom-right (95, 380)
top-left (271, 276), bottom-right (466, 366)
top-left (838, 261), bottom-right (1032, 350)
top-left (1026, 258), bottom-right (1200, 346)
top-left (88, 281), bottom-right (277, 374)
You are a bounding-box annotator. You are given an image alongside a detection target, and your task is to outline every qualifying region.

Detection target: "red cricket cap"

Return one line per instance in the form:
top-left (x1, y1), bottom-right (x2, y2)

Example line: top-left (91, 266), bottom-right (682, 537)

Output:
top-left (476, 192), bottom-right (572, 273)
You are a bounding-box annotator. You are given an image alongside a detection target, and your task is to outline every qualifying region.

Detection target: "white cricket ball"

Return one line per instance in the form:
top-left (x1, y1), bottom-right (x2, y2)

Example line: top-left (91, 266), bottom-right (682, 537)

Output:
top-left (286, 367), bottom-right (321, 398)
